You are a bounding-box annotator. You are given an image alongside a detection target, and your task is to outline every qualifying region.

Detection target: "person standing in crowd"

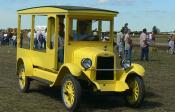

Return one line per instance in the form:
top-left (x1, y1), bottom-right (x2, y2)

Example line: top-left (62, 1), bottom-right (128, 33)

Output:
top-left (168, 35), bottom-right (174, 54)
top-left (34, 30), bottom-right (38, 49)
top-left (123, 23), bottom-right (129, 34)
top-left (123, 23), bottom-right (129, 51)
top-left (116, 28), bottom-right (124, 57)
top-left (147, 32), bottom-right (153, 51)
top-left (43, 28), bottom-right (47, 49)
top-left (148, 32), bottom-right (152, 45)
top-left (167, 34), bottom-right (173, 53)
top-left (6, 29), bottom-right (10, 45)
top-left (7, 29), bottom-right (13, 46)
top-left (124, 29), bottom-right (132, 60)
top-left (0, 31), bottom-right (3, 46)
top-left (151, 32), bottom-right (157, 52)
top-left (151, 32), bottom-right (156, 43)
top-left (37, 29), bottom-right (44, 49)
top-left (140, 28), bottom-right (149, 61)
top-left (12, 33), bottom-right (17, 47)
top-left (3, 31), bottom-right (8, 45)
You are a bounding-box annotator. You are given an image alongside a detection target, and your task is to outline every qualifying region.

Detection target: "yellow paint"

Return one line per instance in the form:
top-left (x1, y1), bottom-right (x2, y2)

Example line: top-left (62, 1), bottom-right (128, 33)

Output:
top-left (17, 6), bottom-right (145, 92)
top-left (18, 7), bottom-right (67, 14)
top-left (119, 64), bottom-right (145, 82)
top-left (63, 80), bottom-right (75, 108)
top-left (93, 80), bottom-right (128, 92)
top-left (33, 68), bottom-right (57, 82)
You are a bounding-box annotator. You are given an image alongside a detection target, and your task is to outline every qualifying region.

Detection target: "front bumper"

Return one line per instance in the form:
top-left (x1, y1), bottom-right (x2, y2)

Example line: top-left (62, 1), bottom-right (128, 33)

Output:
top-left (93, 80), bottom-right (129, 92)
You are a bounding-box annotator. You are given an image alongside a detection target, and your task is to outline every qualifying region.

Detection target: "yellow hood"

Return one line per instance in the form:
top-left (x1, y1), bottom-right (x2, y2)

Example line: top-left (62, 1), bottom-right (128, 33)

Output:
top-left (73, 47), bottom-right (114, 68)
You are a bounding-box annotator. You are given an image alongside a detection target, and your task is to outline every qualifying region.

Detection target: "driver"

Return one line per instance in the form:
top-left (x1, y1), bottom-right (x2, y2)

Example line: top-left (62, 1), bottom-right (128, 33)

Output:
top-left (73, 20), bottom-right (92, 41)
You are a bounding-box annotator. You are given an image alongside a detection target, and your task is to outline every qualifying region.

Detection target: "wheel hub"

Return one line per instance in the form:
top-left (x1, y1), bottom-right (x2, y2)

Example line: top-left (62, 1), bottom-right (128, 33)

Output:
top-left (127, 79), bottom-right (139, 102)
top-left (19, 69), bottom-right (25, 88)
top-left (63, 81), bottom-right (75, 108)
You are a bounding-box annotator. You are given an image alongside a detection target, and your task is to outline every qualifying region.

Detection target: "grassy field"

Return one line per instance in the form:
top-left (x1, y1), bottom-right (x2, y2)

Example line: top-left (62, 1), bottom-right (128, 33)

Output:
top-left (131, 34), bottom-right (169, 44)
top-left (0, 45), bottom-right (175, 112)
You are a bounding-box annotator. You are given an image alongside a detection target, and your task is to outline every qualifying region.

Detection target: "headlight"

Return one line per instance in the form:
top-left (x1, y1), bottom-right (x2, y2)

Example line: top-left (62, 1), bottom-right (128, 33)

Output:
top-left (81, 58), bottom-right (92, 70)
top-left (121, 59), bottom-right (131, 69)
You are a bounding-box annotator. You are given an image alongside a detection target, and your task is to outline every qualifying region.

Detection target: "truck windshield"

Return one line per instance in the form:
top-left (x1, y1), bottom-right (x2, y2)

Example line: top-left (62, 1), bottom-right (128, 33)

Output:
top-left (69, 18), bottom-right (111, 42)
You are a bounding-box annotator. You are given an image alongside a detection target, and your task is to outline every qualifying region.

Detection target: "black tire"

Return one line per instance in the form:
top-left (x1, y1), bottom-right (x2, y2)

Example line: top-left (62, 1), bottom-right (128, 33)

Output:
top-left (125, 76), bottom-right (145, 107)
top-left (61, 74), bottom-right (81, 112)
top-left (18, 64), bottom-right (30, 93)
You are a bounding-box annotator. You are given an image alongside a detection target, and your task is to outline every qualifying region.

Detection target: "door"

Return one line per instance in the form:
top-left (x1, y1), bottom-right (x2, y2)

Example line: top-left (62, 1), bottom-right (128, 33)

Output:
top-left (31, 15), bottom-right (58, 70)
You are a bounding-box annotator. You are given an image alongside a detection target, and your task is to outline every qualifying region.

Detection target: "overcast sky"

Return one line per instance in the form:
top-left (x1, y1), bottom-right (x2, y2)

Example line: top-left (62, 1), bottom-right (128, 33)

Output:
top-left (0, 0), bottom-right (175, 32)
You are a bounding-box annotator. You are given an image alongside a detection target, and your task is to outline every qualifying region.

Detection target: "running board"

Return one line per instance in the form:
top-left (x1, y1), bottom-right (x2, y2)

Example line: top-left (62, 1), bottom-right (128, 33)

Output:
top-left (33, 68), bottom-right (58, 86)
top-left (31, 76), bottom-right (53, 85)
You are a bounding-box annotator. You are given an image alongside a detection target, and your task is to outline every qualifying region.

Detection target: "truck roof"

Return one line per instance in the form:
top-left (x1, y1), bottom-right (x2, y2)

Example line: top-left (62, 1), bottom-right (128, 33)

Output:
top-left (17, 5), bottom-right (118, 15)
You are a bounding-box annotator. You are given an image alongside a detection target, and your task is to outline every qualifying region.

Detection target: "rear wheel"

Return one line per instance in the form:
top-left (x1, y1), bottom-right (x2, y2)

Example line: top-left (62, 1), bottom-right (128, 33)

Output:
top-left (125, 76), bottom-right (145, 107)
top-left (61, 74), bottom-right (81, 111)
top-left (18, 64), bottom-right (30, 93)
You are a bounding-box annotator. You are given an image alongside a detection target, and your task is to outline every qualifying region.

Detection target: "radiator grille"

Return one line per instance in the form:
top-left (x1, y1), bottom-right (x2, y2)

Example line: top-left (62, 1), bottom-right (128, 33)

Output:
top-left (96, 56), bottom-right (114, 80)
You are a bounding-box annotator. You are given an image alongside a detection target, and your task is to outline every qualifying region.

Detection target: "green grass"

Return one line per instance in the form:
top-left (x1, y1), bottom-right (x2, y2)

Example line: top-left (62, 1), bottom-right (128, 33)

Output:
top-left (131, 34), bottom-right (169, 44)
top-left (0, 45), bottom-right (175, 112)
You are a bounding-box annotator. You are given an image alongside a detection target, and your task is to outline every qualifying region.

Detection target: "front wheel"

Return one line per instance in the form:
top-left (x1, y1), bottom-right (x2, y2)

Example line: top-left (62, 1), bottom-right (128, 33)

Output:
top-left (61, 75), bottom-right (81, 111)
top-left (125, 76), bottom-right (145, 107)
top-left (18, 64), bottom-right (30, 93)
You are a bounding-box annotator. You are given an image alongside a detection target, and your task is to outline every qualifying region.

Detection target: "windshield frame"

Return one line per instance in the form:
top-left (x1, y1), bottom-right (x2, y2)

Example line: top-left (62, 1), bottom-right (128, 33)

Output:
top-left (68, 15), bottom-right (114, 43)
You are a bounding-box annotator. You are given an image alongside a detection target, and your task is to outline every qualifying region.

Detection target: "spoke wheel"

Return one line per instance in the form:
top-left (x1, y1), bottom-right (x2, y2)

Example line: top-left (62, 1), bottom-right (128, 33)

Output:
top-left (61, 75), bottom-right (81, 111)
top-left (125, 76), bottom-right (145, 107)
top-left (18, 64), bottom-right (30, 93)
top-left (63, 81), bottom-right (75, 108)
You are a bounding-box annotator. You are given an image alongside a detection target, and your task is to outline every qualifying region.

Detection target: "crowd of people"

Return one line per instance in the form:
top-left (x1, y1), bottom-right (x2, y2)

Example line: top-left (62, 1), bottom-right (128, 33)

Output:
top-left (26, 23), bottom-right (64, 64)
top-left (115, 23), bottom-right (157, 61)
top-left (0, 28), bottom-right (17, 47)
top-left (1, 23), bottom-right (174, 63)
top-left (0, 28), bottom-right (49, 49)
top-left (27, 29), bottom-right (47, 49)
top-left (116, 23), bottom-right (133, 60)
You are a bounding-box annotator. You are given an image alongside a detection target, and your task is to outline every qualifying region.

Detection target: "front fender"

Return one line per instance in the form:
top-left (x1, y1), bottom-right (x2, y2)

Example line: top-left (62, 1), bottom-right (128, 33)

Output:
top-left (120, 63), bottom-right (145, 81)
top-left (61, 63), bottom-right (82, 76)
top-left (51, 63), bottom-right (82, 87)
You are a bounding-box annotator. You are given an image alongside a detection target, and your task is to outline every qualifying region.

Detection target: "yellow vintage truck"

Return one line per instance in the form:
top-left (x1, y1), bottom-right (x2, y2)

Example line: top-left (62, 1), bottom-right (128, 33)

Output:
top-left (16, 6), bottom-right (145, 111)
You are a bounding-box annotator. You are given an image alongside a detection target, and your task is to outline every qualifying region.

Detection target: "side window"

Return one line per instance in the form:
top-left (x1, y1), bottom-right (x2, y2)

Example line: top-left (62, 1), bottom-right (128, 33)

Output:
top-left (92, 20), bottom-right (99, 39)
top-left (70, 19), bottom-right (93, 41)
top-left (69, 18), bottom-right (111, 41)
top-left (101, 21), bottom-right (111, 41)
top-left (48, 17), bottom-right (55, 49)
top-left (34, 16), bottom-right (47, 51)
top-left (70, 19), bottom-right (77, 40)
top-left (20, 15), bottom-right (31, 49)
top-left (72, 19), bottom-right (77, 31)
